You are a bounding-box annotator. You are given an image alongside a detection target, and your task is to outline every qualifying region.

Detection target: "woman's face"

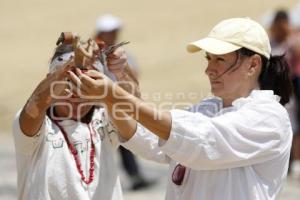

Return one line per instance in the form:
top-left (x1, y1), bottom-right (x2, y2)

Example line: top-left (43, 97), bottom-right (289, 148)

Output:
top-left (205, 51), bottom-right (258, 102)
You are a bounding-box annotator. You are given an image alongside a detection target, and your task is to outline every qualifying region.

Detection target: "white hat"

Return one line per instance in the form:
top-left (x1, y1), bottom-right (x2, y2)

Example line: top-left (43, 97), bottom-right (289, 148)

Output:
top-left (96, 14), bottom-right (122, 33)
top-left (187, 18), bottom-right (271, 59)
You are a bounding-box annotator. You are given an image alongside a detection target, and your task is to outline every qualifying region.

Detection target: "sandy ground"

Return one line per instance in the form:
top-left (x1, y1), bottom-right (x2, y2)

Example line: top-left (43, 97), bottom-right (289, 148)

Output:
top-left (1, 0), bottom-right (300, 199)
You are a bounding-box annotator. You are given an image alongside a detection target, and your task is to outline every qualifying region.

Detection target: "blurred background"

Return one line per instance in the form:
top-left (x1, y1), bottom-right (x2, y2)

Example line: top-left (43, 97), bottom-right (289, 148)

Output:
top-left (1, 0), bottom-right (300, 199)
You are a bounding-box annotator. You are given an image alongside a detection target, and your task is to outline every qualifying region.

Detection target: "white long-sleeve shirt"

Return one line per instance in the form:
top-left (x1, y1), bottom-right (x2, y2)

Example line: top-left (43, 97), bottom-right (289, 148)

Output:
top-left (122, 90), bottom-right (293, 200)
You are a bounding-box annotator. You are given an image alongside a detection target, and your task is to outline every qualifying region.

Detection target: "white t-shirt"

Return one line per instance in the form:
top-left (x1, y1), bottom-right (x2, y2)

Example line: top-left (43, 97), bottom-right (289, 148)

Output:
top-left (13, 108), bottom-right (123, 200)
top-left (122, 90), bottom-right (293, 200)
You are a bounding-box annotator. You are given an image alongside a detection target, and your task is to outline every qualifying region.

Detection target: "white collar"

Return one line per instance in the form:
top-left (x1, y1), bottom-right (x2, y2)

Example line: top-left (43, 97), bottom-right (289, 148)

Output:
top-left (201, 90), bottom-right (280, 116)
top-left (231, 90), bottom-right (280, 109)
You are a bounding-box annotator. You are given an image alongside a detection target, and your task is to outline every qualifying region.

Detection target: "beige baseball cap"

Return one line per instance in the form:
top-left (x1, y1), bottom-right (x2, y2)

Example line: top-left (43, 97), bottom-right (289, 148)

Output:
top-left (187, 18), bottom-right (271, 59)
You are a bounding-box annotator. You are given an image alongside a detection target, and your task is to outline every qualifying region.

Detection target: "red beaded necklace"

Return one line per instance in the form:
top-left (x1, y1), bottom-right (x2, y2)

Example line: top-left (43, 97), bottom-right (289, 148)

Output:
top-left (52, 119), bottom-right (95, 185)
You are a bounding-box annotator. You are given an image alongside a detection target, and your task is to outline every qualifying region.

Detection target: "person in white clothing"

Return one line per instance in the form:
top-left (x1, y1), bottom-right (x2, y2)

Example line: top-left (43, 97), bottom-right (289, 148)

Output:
top-left (12, 42), bottom-right (139, 200)
top-left (67, 18), bottom-right (293, 200)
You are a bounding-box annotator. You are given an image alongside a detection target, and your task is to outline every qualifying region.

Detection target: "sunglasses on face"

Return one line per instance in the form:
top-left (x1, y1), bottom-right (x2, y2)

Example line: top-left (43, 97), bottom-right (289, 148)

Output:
top-left (172, 164), bottom-right (186, 186)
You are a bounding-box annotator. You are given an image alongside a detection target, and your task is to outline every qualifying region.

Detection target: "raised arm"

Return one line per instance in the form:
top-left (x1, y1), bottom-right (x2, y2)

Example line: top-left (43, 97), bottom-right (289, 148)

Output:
top-left (98, 48), bottom-right (141, 140)
top-left (19, 60), bottom-right (73, 136)
top-left (68, 68), bottom-right (171, 142)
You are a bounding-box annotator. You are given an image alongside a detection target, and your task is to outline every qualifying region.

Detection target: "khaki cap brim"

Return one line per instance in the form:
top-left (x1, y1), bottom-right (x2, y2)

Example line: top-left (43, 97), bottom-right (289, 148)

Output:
top-left (187, 37), bottom-right (242, 55)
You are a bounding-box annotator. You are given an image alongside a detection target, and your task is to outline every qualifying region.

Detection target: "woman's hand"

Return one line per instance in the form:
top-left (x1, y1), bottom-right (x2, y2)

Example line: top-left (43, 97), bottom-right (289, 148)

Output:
top-left (106, 47), bottom-right (127, 76)
top-left (26, 58), bottom-right (74, 116)
top-left (106, 47), bottom-right (141, 97)
top-left (47, 59), bottom-right (76, 101)
top-left (67, 68), bottom-right (115, 102)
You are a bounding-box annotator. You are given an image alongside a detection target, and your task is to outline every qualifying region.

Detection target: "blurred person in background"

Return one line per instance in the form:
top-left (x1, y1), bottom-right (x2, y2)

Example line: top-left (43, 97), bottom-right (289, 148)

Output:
top-left (288, 5), bottom-right (300, 181)
top-left (269, 9), bottom-right (291, 56)
top-left (286, 39), bottom-right (300, 180)
top-left (94, 14), bottom-right (154, 190)
top-left (268, 7), bottom-right (300, 180)
top-left (12, 42), bottom-right (139, 199)
top-left (265, 8), bottom-right (300, 178)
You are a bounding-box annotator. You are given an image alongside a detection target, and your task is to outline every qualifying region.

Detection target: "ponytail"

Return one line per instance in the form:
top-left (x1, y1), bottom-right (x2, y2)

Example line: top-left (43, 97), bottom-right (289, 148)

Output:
top-left (239, 48), bottom-right (293, 105)
top-left (259, 55), bottom-right (292, 105)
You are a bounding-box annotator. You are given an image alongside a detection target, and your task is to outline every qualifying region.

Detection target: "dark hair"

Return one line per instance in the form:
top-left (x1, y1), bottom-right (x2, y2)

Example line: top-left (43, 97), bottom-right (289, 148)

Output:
top-left (239, 48), bottom-right (293, 105)
top-left (79, 106), bottom-right (96, 123)
top-left (273, 9), bottom-right (289, 23)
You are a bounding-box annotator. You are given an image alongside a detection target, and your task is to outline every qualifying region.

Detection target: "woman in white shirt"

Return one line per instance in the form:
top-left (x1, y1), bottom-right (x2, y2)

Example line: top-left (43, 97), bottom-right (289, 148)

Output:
top-left (68, 18), bottom-right (293, 200)
top-left (13, 43), bottom-right (138, 200)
